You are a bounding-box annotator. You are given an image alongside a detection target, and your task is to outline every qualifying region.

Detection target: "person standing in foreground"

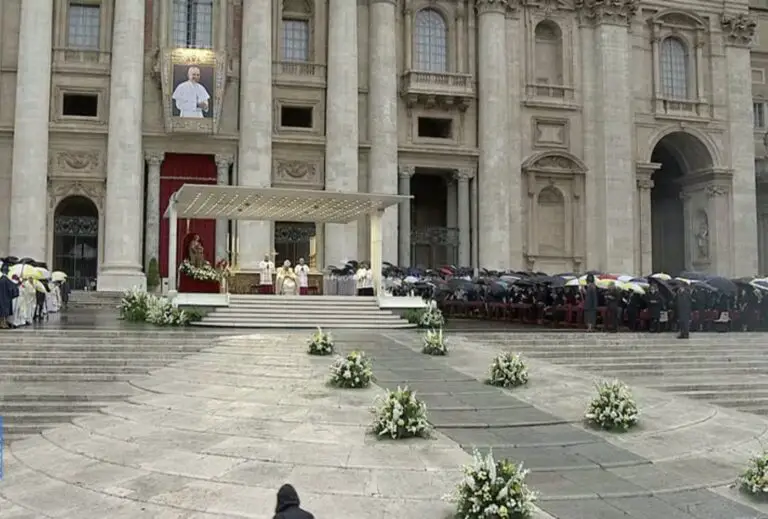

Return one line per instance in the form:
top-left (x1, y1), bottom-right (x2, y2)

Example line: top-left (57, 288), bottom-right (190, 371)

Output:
top-left (295, 258), bottom-right (310, 295)
top-left (273, 484), bottom-right (314, 519)
top-left (583, 274), bottom-right (598, 332)
top-left (676, 283), bottom-right (692, 339)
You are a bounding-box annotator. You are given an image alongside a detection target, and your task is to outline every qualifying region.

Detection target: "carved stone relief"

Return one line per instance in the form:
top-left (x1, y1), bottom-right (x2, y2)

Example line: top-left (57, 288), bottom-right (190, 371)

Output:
top-left (532, 118), bottom-right (568, 149)
top-left (51, 151), bottom-right (102, 174)
top-left (273, 159), bottom-right (323, 186)
top-left (695, 209), bottom-right (709, 259)
top-left (576, 0), bottom-right (637, 25)
top-left (48, 180), bottom-right (106, 213)
top-left (720, 13), bottom-right (756, 47)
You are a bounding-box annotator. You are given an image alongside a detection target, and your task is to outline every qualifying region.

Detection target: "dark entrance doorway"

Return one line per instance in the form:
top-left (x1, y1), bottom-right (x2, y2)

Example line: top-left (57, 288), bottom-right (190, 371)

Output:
top-left (410, 171), bottom-right (458, 267)
top-left (53, 196), bottom-right (99, 290)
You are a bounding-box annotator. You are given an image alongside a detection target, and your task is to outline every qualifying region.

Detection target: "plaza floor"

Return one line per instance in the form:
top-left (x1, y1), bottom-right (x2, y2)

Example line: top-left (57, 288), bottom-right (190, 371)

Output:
top-left (1, 313), bottom-right (768, 518)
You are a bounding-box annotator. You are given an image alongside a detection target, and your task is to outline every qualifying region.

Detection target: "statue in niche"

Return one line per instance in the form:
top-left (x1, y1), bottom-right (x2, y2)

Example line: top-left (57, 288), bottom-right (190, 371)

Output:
top-left (695, 211), bottom-right (709, 259)
top-left (186, 234), bottom-right (206, 267)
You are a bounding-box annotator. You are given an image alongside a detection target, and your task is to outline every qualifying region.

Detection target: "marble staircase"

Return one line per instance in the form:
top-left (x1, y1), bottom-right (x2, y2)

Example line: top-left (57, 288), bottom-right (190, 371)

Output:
top-left (69, 290), bottom-right (123, 308)
top-left (193, 294), bottom-right (415, 329)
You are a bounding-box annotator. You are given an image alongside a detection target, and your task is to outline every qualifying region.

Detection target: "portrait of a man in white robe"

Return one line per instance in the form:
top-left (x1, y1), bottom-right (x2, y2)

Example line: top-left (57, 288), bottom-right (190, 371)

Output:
top-left (171, 65), bottom-right (213, 118)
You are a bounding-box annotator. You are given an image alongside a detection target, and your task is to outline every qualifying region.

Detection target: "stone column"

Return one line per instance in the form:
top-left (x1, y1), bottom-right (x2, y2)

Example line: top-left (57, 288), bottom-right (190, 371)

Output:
top-left (398, 166), bottom-right (414, 266)
top-left (455, 168), bottom-right (473, 267)
top-left (705, 179), bottom-right (734, 275)
top-left (579, 0), bottom-right (637, 274)
top-left (99, 0), bottom-right (146, 291)
top-left (214, 154), bottom-right (232, 262)
top-left (477, 0), bottom-right (511, 269)
top-left (446, 178), bottom-right (458, 229)
top-left (144, 152), bottom-right (164, 270)
top-left (9, 0), bottom-right (54, 260)
top-left (368, 0), bottom-right (398, 265)
top-left (470, 176), bottom-right (479, 268)
top-left (237, 0), bottom-right (272, 271)
top-left (635, 162), bottom-right (659, 275)
top-left (324, 0), bottom-right (359, 263)
top-left (722, 14), bottom-right (759, 275)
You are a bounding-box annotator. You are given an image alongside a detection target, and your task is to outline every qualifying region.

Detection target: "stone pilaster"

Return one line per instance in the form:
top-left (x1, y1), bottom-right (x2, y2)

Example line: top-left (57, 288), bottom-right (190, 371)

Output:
top-left (237, 0), bottom-right (272, 271)
top-left (9, 1), bottom-right (54, 260)
top-left (722, 13), bottom-right (759, 275)
top-left (455, 168), bottom-right (474, 267)
top-left (398, 165), bottom-right (414, 266)
top-left (635, 162), bottom-right (660, 275)
top-left (144, 152), bottom-right (164, 271)
top-left (470, 176), bottom-right (479, 268)
top-left (446, 178), bottom-right (458, 229)
top-left (324, 0), bottom-right (359, 264)
top-left (215, 154), bottom-right (233, 263)
top-left (706, 180), bottom-right (734, 275)
top-left (578, 0), bottom-right (636, 274)
top-left (368, 0), bottom-right (398, 265)
top-left (476, 0), bottom-right (511, 269)
top-left (99, 0), bottom-right (147, 291)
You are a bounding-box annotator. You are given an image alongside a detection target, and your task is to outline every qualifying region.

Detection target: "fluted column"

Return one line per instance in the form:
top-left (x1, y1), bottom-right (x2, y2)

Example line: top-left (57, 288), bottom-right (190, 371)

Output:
top-left (238, 0), bottom-right (272, 271)
top-left (144, 152), bottom-right (164, 270)
top-left (368, 0), bottom-right (399, 265)
top-left (398, 165), bottom-right (414, 266)
top-left (456, 168), bottom-right (473, 267)
top-left (324, 0), bottom-right (359, 264)
top-left (99, 0), bottom-right (146, 291)
top-left (9, 0), bottom-right (54, 260)
top-left (477, 0), bottom-right (510, 269)
top-left (215, 154), bottom-right (232, 262)
top-left (635, 162), bottom-right (659, 275)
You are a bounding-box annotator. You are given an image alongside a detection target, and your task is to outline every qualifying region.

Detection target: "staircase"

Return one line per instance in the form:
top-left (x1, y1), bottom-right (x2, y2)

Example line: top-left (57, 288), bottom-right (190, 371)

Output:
top-left (69, 290), bottom-right (123, 309)
top-left (193, 294), bottom-right (415, 329)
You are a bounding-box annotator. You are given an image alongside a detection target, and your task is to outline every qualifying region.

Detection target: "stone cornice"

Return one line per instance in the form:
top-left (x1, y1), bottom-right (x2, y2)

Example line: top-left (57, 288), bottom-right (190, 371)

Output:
top-left (369, 0), bottom-right (397, 4)
top-left (475, 0), bottom-right (513, 16)
top-left (720, 13), bottom-right (756, 47)
top-left (576, 0), bottom-right (638, 26)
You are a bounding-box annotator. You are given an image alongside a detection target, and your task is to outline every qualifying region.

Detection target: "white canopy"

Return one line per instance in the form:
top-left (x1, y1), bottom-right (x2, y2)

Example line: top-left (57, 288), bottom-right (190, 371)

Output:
top-left (164, 184), bottom-right (411, 224)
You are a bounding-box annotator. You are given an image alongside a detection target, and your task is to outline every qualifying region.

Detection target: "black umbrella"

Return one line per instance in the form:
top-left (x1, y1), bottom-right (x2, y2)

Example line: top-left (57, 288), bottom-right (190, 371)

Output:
top-left (704, 276), bottom-right (738, 294)
top-left (679, 271), bottom-right (709, 281)
top-left (648, 277), bottom-right (675, 299)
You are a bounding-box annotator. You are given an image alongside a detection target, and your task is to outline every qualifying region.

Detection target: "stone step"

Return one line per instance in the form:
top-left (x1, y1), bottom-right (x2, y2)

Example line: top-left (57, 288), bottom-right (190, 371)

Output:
top-left (559, 360), bottom-right (768, 370)
top-left (3, 423), bottom-right (68, 437)
top-left (0, 401), bottom-right (115, 412)
top-left (0, 352), bottom-right (196, 361)
top-left (211, 310), bottom-right (404, 319)
top-left (519, 353), bottom-right (768, 363)
top-left (0, 358), bottom-right (177, 367)
top-left (706, 397), bottom-right (768, 408)
top-left (0, 365), bottom-right (160, 374)
top-left (664, 388), bottom-right (768, 399)
top-left (0, 373), bottom-right (134, 382)
top-left (598, 366), bottom-right (768, 377)
top-left (193, 319), bottom-right (416, 329)
top-left (229, 295), bottom-right (376, 303)
top-left (1, 411), bottom-right (88, 424)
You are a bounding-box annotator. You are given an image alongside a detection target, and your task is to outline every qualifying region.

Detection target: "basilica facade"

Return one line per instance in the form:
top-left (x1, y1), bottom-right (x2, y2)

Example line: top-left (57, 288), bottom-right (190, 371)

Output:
top-left (0, 0), bottom-right (764, 291)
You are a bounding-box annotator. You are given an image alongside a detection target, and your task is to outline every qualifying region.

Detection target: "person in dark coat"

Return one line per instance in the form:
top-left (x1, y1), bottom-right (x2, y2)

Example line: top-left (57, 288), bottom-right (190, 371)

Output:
top-left (604, 285), bottom-right (620, 333)
top-left (59, 278), bottom-right (71, 310)
top-left (0, 263), bottom-right (19, 329)
top-left (273, 484), bottom-right (314, 519)
top-left (676, 284), bottom-right (692, 339)
top-left (646, 284), bottom-right (663, 332)
top-left (583, 275), bottom-right (598, 332)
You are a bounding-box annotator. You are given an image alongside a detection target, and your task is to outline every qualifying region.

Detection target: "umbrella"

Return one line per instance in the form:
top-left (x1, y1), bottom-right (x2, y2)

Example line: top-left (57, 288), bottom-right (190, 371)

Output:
top-left (704, 276), bottom-right (738, 294)
top-left (648, 276), bottom-right (675, 298)
top-left (10, 264), bottom-right (41, 279)
top-left (750, 278), bottom-right (768, 292)
top-left (565, 278), bottom-right (583, 287)
top-left (596, 278), bottom-right (616, 288)
top-left (650, 273), bottom-right (672, 281)
top-left (675, 277), bottom-right (693, 284)
top-left (36, 267), bottom-right (52, 279)
top-left (679, 271), bottom-right (709, 281)
top-left (629, 277), bottom-right (650, 286)
top-left (52, 271), bottom-right (68, 282)
top-left (619, 282), bottom-right (645, 294)
top-left (617, 275), bottom-right (635, 283)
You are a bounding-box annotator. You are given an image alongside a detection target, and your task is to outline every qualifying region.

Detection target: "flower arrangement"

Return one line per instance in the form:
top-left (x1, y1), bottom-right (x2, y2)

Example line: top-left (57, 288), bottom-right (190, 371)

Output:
top-left (329, 351), bottom-right (373, 388)
top-left (145, 294), bottom-right (191, 326)
top-left (487, 352), bottom-right (529, 388)
top-left (179, 259), bottom-right (224, 282)
top-left (448, 449), bottom-right (537, 519)
top-left (118, 287), bottom-right (151, 322)
top-left (418, 301), bottom-right (445, 329)
top-left (422, 328), bottom-right (448, 356)
top-left (215, 259), bottom-right (233, 278)
top-left (307, 326), bottom-right (335, 355)
top-left (585, 379), bottom-right (639, 431)
top-left (738, 451), bottom-right (768, 496)
top-left (371, 386), bottom-right (431, 439)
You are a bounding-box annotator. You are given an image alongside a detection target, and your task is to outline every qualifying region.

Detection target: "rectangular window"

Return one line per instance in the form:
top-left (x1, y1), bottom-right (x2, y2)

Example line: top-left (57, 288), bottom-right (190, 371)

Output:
top-left (282, 19), bottom-right (310, 62)
top-left (67, 2), bottom-right (101, 49)
top-left (417, 117), bottom-right (453, 139)
top-left (62, 93), bottom-right (99, 117)
top-left (753, 68), bottom-right (766, 84)
top-left (755, 102), bottom-right (766, 128)
top-left (173, 0), bottom-right (213, 49)
top-left (280, 106), bottom-right (313, 129)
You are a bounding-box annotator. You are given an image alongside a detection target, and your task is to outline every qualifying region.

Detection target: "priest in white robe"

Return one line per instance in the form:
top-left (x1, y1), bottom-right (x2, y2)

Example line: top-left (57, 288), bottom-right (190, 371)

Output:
top-left (276, 260), bottom-right (298, 296)
top-left (258, 254), bottom-right (275, 294)
top-left (355, 262), bottom-right (374, 296)
top-left (295, 258), bottom-right (310, 295)
top-left (172, 66), bottom-right (210, 118)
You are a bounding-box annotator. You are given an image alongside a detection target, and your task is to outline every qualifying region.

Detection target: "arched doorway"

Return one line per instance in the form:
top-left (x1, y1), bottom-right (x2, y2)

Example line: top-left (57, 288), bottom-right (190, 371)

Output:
top-left (410, 170), bottom-right (458, 267)
top-left (649, 131), bottom-right (713, 275)
top-left (53, 196), bottom-right (99, 290)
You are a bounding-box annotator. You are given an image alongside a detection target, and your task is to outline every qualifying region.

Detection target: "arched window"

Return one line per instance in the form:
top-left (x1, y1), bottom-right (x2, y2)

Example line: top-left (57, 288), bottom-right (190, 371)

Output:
top-left (660, 37), bottom-right (689, 99)
top-left (413, 9), bottom-right (448, 72)
top-left (172, 0), bottom-right (214, 49)
top-left (534, 21), bottom-right (564, 95)
top-left (282, 0), bottom-right (313, 62)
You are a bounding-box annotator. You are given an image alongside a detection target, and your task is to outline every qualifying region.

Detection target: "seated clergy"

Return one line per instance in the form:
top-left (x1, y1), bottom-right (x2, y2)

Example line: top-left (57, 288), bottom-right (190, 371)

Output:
top-left (295, 258), bottom-right (309, 295)
top-left (276, 260), bottom-right (298, 296)
top-left (355, 262), bottom-right (374, 296)
top-left (258, 253), bottom-right (275, 294)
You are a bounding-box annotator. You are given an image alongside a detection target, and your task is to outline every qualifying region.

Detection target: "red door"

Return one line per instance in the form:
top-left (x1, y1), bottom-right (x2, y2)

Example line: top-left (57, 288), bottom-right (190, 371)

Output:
top-left (158, 153), bottom-right (218, 277)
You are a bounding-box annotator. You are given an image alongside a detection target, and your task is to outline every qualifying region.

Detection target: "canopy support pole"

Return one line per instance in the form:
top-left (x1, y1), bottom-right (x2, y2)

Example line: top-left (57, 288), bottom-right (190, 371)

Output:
top-left (167, 195), bottom-right (178, 296)
top-left (370, 209), bottom-right (384, 297)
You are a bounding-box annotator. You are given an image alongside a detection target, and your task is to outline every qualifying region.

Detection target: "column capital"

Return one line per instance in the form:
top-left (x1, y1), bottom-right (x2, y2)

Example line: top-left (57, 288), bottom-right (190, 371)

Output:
top-left (215, 154), bottom-right (234, 168)
top-left (721, 13), bottom-right (756, 47)
top-left (635, 161), bottom-right (660, 190)
top-left (144, 151), bottom-right (165, 166)
top-left (475, 0), bottom-right (512, 16)
top-left (706, 184), bottom-right (729, 198)
top-left (398, 165), bottom-right (415, 178)
top-left (454, 167), bottom-right (476, 181)
top-left (576, 0), bottom-right (638, 26)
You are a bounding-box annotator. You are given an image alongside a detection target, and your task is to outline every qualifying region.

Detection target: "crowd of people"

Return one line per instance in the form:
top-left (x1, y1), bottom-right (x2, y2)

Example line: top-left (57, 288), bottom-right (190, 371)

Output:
top-left (0, 258), bottom-right (70, 330)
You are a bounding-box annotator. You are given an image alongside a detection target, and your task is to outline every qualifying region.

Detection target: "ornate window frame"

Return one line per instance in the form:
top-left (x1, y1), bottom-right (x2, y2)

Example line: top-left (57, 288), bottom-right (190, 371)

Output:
top-left (405, 2), bottom-right (455, 73)
top-left (650, 10), bottom-right (708, 120)
top-left (277, 0), bottom-right (315, 62)
top-left (523, 12), bottom-right (578, 110)
top-left (53, 0), bottom-right (112, 72)
top-left (160, 0), bottom-right (228, 51)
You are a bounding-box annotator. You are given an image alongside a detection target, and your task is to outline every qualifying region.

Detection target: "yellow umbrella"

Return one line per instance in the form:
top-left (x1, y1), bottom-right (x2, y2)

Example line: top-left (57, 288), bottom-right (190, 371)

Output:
top-left (52, 271), bottom-right (67, 282)
top-left (651, 272), bottom-right (672, 281)
top-left (620, 281), bottom-right (645, 294)
top-left (33, 279), bottom-right (46, 292)
top-left (565, 278), bottom-right (583, 287)
top-left (10, 264), bottom-right (39, 279)
top-left (596, 278), bottom-right (616, 288)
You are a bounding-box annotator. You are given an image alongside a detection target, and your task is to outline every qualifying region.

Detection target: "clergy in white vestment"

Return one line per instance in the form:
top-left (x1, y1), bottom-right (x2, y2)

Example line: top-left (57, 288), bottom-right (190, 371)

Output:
top-left (172, 66), bottom-right (210, 118)
top-left (295, 258), bottom-right (310, 295)
top-left (258, 254), bottom-right (275, 294)
top-left (355, 262), bottom-right (374, 296)
top-left (20, 278), bottom-right (36, 326)
top-left (276, 260), bottom-right (298, 296)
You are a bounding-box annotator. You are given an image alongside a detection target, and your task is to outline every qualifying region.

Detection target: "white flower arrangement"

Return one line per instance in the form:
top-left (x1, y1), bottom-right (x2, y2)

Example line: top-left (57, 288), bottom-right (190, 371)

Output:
top-left (448, 449), bottom-right (537, 519)
top-left (738, 451), bottom-right (768, 496)
top-left (307, 326), bottom-right (335, 355)
top-left (329, 351), bottom-right (373, 388)
top-left (585, 379), bottom-right (639, 431)
top-left (118, 287), bottom-right (150, 322)
top-left (488, 352), bottom-right (529, 388)
top-left (179, 260), bottom-right (223, 282)
top-left (422, 329), bottom-right (448, 356)
top-left (145, 294), bottom-right (191, 326)
top-left (371, 386), bottom-right (431, 440)
top-left (419, 301), bottom-right (445, 329)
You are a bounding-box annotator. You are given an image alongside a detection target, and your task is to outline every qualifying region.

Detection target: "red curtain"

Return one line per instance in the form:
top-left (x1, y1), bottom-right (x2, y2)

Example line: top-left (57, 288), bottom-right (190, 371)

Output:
top-left (158, 153), bottom-right (218, 278)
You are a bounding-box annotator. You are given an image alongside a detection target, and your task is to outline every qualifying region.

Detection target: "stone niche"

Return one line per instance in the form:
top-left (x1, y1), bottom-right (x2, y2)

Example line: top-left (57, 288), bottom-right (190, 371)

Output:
top-left (522, 151), bottom-right (586, 273)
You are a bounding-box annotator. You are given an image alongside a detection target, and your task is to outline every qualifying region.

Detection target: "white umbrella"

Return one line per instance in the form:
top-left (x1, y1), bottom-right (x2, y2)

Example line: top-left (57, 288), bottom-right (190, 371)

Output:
top-left (52, 271), bottom-right (68, 282)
